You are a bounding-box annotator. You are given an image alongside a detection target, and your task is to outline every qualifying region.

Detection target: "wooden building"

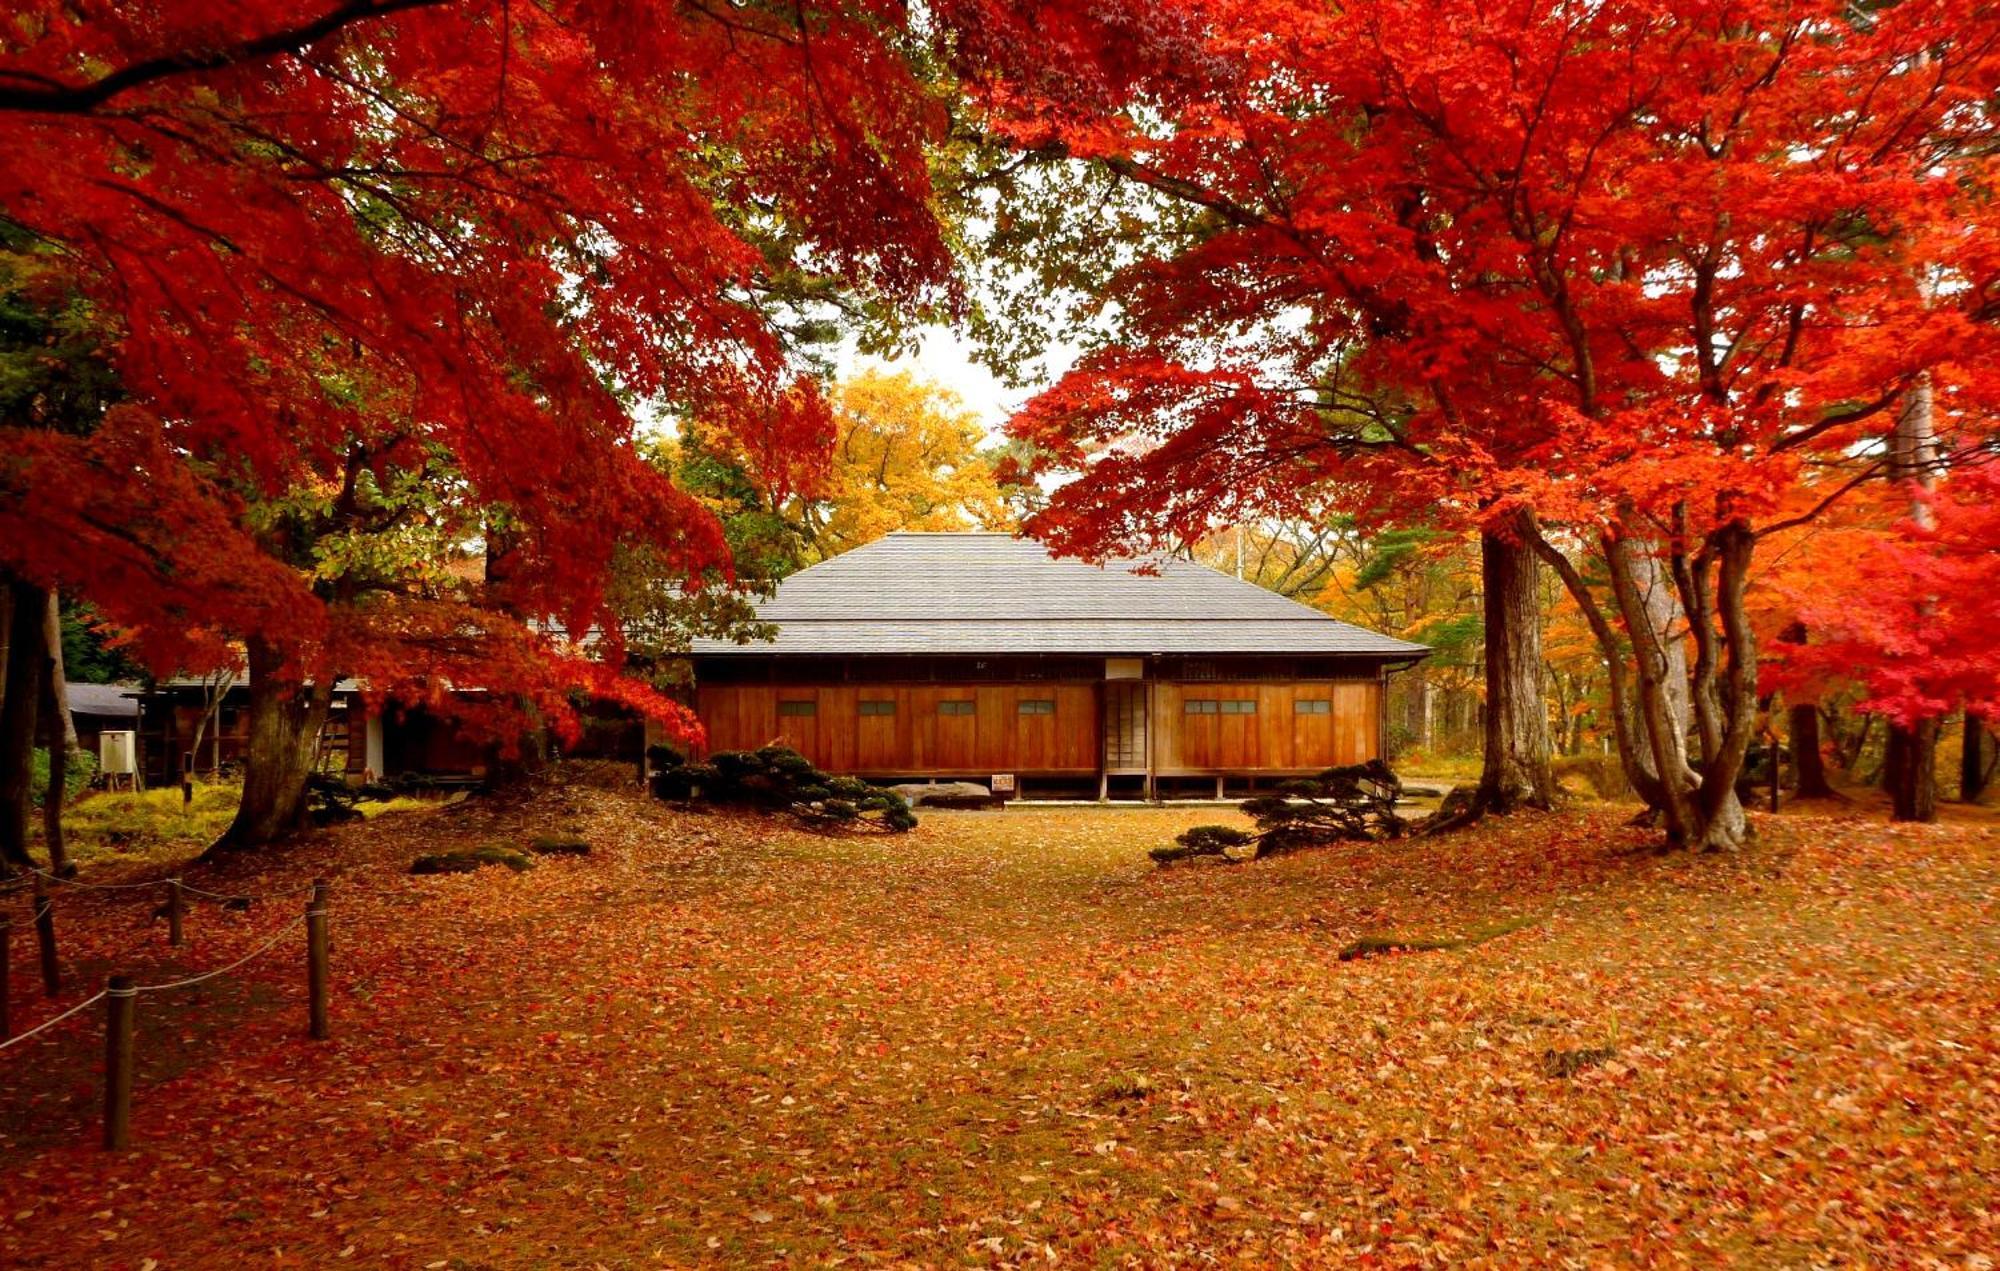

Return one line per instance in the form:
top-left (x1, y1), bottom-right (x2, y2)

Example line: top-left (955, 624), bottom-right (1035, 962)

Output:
top-left (134, 679), bottom-right (488, 788)
top-left (690, 533), bottom-right (1427, 798)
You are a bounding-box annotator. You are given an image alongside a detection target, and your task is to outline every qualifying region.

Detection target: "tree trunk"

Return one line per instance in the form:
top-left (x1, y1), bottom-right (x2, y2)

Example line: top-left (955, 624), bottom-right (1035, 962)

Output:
top-left (1418, 675), bottom-right (1434, 752)
top-left (40, 594), bottom-right (75, 874)
top-left (1601, 529), bottom-right (1756, 853)
top-left (1884, 368), bottom-right (1939, 825)
top-left (209, 638), bottom-right (333, 853)
top-left (1790, 702), bottom-right (1837, 799)
top-left (1963, 713), bottom-right (1991, 804)
top-left (1471, 515), bottom-right (1557, 814)
top-left (0, 577), bottom-right (51, 870)
top-left (1885, 718), bottom-right (1939, 823)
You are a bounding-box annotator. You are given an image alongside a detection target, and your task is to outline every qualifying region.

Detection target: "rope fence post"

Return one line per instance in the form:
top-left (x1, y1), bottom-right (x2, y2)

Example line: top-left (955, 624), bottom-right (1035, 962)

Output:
top-left (306, 878), bottom-right (329, 1040)
top-left (166, 880), bottom-right (185, 947)
top-left (33, 878), bottom-right (58, 997)
top-left (103, 976), bottom-right (135, 1150)
top-left (0, 912), bottom-right (11, 1040)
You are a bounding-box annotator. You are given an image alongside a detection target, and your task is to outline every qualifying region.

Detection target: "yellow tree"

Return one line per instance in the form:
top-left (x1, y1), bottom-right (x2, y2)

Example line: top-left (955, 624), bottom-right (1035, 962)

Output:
top-left (807, 369), bottom-right (1012, 557)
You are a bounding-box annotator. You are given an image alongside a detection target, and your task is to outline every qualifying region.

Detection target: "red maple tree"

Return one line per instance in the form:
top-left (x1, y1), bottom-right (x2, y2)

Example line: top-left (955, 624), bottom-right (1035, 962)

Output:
top-left (0, 1), bottom-right (957, 848)
top-left (948, 0), bottom-right (2000, 848)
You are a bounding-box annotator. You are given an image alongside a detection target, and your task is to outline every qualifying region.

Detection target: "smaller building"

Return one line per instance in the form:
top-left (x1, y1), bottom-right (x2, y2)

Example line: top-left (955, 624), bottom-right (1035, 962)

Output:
top-left (65, 682), bottom-right (142, 763)
top-left (131, 679), bottom-right (635, 788)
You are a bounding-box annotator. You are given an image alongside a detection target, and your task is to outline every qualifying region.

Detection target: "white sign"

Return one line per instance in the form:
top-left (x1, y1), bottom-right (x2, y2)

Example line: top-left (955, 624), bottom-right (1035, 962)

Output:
top-left (99, 730), bottom-right (137, 776)
top-left (991, 773), bottom-right (1016, 794)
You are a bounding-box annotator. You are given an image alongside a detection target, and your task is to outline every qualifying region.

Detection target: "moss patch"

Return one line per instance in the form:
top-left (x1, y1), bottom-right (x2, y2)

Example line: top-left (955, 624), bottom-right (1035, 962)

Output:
top-left (410, 845), bottom-right (535, 875)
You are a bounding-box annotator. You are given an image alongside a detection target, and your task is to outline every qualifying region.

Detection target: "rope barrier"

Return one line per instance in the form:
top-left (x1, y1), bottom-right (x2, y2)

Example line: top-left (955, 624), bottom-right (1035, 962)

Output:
top-left (129, 913), bottom-right (309, 994)
top-left (2, 909), bottom-right (311, 1052)
top-left (21, 868), bottom-right (161, 892)
top-left (0, 991), bottom-right (107, 1052)
top-left (12, 866), bottom-right (317, 906)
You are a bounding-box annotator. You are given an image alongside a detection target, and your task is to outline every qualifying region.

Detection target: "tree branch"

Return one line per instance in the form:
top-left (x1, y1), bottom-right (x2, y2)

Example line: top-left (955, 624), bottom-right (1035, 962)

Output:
top-left (0, 0), bottom-right (453, 114)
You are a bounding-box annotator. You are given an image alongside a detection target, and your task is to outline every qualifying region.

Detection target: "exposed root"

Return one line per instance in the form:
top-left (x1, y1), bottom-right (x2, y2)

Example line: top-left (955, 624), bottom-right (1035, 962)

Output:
top-left (1336, 913), bottom-right (1540, 961)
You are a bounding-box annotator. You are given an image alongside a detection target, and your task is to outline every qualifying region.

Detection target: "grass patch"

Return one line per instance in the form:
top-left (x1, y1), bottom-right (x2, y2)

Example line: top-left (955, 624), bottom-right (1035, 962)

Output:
top-left (51, 781), bottom-right (240, 867)
top-left (357, 796), bottom-right (438, 820)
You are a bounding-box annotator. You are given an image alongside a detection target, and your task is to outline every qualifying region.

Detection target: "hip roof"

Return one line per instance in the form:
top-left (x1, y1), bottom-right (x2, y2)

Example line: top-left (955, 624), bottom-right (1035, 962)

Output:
top-left (692, 532), bottom-right (1428, 659)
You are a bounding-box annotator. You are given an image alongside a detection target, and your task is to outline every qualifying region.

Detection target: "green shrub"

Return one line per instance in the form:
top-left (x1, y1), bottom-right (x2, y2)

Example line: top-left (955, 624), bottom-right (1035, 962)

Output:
top-left (31, 747), bottom-right (98, 807)
top-left (650, 745), bottom-right (916, 833)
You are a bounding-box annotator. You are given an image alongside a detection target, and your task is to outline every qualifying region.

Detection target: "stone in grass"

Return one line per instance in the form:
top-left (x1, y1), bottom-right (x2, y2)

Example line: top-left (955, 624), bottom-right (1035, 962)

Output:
top-left (410, 845), bottom-right (535, 875)
top-left (527, 833), bottom-right (591, 856)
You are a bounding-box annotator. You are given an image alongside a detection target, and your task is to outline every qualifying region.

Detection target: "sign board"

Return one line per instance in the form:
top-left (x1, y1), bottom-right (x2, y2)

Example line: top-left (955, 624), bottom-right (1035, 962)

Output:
top-left (99, 730), bottom-right (137, 776)
top-left (990, 773), bottom-right (1016, 794)
top-left (1104, 658), bottom-right (1144, 680)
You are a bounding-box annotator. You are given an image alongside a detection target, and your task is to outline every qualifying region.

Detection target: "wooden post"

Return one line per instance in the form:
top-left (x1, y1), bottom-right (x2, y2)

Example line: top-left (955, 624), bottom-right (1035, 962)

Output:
top-left (306, 878), bottom-right (329, 1040)
top-left (1144, 670), bottom-right (1158, 803)
top-left (0, 913), bottom-right (11, 1041)
top-left (181, 750), bottom-right (194, 807)
top-left (103, 975), bottom-right (135, 1150)
top-left (1769, 738), bottom-right (1781, 813)
top-left (166, 880), bottom-right (185, 947)
top-left (33, 878), bottom-right (58, 997)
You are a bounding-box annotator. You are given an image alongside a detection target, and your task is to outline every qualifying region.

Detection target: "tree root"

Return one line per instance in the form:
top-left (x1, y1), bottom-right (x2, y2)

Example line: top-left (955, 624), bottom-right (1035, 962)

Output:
top-left (1337, 913), bottom-right (1539, 961)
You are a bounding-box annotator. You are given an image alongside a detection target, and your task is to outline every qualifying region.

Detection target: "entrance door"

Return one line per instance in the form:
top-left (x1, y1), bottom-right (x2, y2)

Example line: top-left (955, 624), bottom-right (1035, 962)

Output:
top-left (1103, 681), bottom-right (1147, 772)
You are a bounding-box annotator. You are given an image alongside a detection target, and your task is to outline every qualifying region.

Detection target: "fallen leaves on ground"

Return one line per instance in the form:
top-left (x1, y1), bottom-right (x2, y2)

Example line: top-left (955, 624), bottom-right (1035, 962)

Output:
top-left (2, 780), bottom-right (1997, 1267)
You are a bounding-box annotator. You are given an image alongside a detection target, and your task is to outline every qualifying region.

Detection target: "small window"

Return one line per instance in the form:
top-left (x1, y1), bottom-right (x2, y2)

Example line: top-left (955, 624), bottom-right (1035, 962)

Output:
top-left (1220, 699), bottom-right (1257, 715)
top-left (777, 700), bottom-right (817, 717)
top-left (1017, 699), bottom-right (1055, 716)
top-left (1184, 699), bottom-right (1219, 715)
top-left (939, 700), bottom-right (976, 717)
top-left (858, 700), bottom-right (896, 717)
top-left (1293, 699), bottom-right (1331, 715)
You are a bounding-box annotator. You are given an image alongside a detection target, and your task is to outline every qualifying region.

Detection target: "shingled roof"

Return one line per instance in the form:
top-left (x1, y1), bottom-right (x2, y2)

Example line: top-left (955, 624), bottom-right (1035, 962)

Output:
top-left (693, 532), bottom-right (1429, 659)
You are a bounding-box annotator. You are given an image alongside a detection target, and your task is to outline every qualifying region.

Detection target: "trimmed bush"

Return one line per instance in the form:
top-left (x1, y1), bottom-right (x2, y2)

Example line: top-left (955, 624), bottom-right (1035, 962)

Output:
top-left (1155, 759), bottom-right (1406, 865)
top-left (650, 745), bottom-right (916, 833)
top-left (1239, 759), bottom-right (1406, 851)
top-left (309, 772), bottom-right (397, 825)
top-left (1150, 824), bottom-right (1255, 864)
top-left (410, 845), bottom-right (534, 875)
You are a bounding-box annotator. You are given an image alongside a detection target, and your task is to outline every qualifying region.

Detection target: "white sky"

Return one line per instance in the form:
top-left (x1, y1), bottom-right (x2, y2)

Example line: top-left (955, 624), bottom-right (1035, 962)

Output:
top-left (838, 324), bottom-right (1077, 442)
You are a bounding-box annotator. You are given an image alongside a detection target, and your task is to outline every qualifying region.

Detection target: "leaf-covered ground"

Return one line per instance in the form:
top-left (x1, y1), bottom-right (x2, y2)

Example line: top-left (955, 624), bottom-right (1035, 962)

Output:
top-left (2, 780), bottom-right (1996, 1267)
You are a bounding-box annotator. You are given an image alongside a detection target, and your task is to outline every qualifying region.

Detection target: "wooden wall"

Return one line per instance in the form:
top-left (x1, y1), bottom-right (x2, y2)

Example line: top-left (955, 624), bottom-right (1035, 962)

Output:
top-left (696, 683), bottom-right (1099, 775)
top-left (694, 677), bottom-right (1383, 778)
top-left (1153, 681), bottom-right (1379, 775)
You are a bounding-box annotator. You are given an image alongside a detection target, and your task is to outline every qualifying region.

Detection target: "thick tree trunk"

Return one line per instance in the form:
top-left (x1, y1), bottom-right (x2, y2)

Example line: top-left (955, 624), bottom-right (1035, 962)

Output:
top-left (209, 638), bottom-right (333, 853)
top-left (1473, 518), bottom-right (1557, 813)
top-left (1790, 702), bottom-right (1837, 799)
top-left (1885, 719), bottom-right (1939, 823)
top-left (0, 577), bottom-right (50, 870)
top-left (1884, 369), bottom-right (1939, 824)
top-left (1963, 713), bottom-right (1991, 804)
top-left (1603, 530), bottom-right (1756, 853)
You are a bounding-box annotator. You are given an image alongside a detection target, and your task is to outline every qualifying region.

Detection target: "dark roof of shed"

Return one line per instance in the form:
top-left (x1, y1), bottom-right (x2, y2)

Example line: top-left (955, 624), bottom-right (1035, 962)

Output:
top-left (66, 682), bottom-right (142, 717)
top-left (692, 533), bottom-right (1428, 659)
